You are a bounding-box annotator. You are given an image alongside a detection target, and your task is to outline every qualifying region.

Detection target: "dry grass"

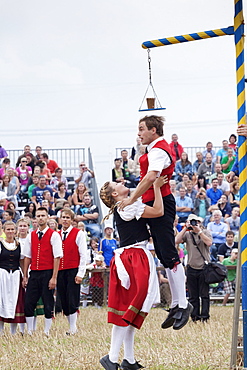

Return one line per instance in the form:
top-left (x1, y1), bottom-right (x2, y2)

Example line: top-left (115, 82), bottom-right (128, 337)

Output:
top-left (0, 305), bottom-right (241, 370)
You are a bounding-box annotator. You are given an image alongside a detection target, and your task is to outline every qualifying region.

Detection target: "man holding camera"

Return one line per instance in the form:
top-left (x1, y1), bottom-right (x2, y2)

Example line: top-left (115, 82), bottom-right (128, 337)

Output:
top-left (175, 214), bottom-right (212, 322)
top-left (75, 162), bottom-right (94, 189)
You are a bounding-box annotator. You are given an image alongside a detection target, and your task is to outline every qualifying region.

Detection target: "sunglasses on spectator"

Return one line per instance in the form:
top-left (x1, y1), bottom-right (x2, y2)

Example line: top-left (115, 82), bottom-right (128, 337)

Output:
top-left (21, 160), bottom-right (27, 163)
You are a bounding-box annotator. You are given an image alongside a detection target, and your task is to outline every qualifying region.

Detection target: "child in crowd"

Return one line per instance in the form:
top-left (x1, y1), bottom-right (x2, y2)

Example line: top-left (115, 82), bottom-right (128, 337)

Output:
top-left (99, 176), bottom-right (165, 370)
top-left (89, 237), bottom-right (100, 263)
top-left (47, 219), bottom-right (58, 231)
top-left (99, 226), bottom-right (117, 267)
top-left (78, 221), bottom-right (89, 243)
top-left (222, 248), bottom-right (238, 306)
top-left (87, 254), bottom-right (106, 308)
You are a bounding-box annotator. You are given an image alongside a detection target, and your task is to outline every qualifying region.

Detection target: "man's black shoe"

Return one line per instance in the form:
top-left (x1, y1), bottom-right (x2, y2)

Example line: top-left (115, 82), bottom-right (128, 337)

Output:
top-left (173, 302), bottom-right (193, 330)
top-left (161, 305), bottom-right (179, 329)
top-left (100, 355), bottom-right (119, 370)
top-left (120, 359), bottom-right (144, 369)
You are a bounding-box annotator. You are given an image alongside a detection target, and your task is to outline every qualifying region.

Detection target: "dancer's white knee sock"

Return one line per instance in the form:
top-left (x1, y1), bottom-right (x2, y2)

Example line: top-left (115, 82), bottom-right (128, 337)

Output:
top-left (166, 263), bottom-right (187, 309)
top-left (10, 323), bottom-right (17, 335)
top-left (44, 318), bottom-right (52, 335)
top-left (19, 323), bottom-right (25, 334)
top-left (33, 316), bottom-right (37, 331)
top-left (109, 325), bottom-right (128, 363)
top-left (123, 325), bottom-right (136, 364)
top-left (69, 312), bottom-right (77, 334)
top-left (26, 316), bottom-right (34, 334)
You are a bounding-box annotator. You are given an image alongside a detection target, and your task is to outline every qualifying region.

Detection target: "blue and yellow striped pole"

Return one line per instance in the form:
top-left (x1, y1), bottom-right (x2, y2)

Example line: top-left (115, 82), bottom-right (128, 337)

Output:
top-left (234, 0), bottom-right (247, 366)
top-left (142, 26), bottom-right (234, 49)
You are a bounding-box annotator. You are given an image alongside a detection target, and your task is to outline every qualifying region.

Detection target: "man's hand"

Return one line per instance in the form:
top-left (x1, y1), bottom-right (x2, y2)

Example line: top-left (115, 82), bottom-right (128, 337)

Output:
top-left (226, 171), bottom-right (235, 183)
top-left (153, 175), bottom-right (168, 188)
top-left (237, 124), bottom-right (247, 137)
top-left (22, 276), bottom-right (28, 289)
top-left (118, 197), bottom-right (134, 211)
top-left (75, 276), bottom-right (82, 284)
top-left (191, 225), bottom-right (201, 233)
top-left (48, 277), bottom-right (57, 290)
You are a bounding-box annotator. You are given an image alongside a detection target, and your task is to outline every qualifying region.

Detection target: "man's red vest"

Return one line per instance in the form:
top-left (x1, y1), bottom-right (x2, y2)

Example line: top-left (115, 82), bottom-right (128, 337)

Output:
top-left (31, 228), bottom-right (55, 270)
top-left (59, 228), bottom-right (80, 270)
top-left (139, 139), bottom-right (175, 203)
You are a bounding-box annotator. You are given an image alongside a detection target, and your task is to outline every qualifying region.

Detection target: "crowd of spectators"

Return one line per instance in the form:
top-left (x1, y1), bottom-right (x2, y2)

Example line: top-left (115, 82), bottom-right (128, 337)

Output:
top-left (0, 126), bottom-right (244, 313)
top-left (0, 144), bottom-right (118, 309)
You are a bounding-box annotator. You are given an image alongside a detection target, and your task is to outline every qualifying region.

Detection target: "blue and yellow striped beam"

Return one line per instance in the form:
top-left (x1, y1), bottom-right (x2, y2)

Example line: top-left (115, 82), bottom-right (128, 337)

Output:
top-left (234, 0), bottom-right (247, 366)
top-left (142, 26), bottom-right (234, 49)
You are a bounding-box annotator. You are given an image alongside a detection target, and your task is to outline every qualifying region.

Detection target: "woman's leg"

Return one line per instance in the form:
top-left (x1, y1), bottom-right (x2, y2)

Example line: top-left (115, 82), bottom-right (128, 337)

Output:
top-left (109, 325), bottom-right (128, 363)
top-left (123, 325), bottom-right (136, 364)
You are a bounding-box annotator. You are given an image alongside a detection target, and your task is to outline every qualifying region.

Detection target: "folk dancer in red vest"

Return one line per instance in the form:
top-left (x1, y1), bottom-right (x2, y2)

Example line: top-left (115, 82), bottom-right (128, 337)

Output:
top-left (57, 209), bottom-right (87, 334)
top-left (22, 207), bottom-right (63, 335)
top-left (119, 116), bottom-right (192, 330)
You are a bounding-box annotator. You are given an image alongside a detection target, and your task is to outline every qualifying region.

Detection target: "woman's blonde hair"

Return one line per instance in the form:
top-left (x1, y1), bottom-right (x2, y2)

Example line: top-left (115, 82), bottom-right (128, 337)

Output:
top-left (3, 221), bottom-right (16, 230)
top-left (99, 182), bottom-right (117, 221)
top-left (16, 218), bottom-right (30, 227)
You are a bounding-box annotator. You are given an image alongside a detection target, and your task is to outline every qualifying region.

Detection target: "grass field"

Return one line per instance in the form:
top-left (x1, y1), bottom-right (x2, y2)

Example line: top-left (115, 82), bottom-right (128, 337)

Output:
top-left (0, 305), bottom-right (241, 370)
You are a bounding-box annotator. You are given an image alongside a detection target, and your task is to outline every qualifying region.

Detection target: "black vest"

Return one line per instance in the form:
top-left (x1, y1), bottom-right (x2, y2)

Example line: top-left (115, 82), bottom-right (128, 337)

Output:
top-left (114, 208), bottom-right (150, 248)
top-left (0, 241), bottom-right (20, 272)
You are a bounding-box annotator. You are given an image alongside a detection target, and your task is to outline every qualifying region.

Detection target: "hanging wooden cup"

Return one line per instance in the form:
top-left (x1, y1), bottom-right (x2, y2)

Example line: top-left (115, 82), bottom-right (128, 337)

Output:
top-left (146, 98), bottom-right (155, 109)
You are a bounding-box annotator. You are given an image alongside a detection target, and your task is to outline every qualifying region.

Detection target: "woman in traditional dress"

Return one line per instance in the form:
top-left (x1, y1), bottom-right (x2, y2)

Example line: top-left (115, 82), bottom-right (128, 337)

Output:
top-left (0, 221), bottom-right (25, 334)
top-left (99, 176), bottom-right (165, 370)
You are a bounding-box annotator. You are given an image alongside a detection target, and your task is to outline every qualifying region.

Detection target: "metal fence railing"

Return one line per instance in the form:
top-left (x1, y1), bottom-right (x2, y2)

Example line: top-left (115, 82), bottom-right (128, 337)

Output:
top-left (80, 265), bottom-right (238, 307)
top-left (6, 148), bottom-right (85, 177)
top-left (116, 146), bottom-right (222, 164)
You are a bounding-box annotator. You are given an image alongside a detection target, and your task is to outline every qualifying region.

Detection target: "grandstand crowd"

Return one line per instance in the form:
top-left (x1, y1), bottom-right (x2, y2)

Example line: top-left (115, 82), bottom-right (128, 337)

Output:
top-left (0, 125), bottom-right (243, 334)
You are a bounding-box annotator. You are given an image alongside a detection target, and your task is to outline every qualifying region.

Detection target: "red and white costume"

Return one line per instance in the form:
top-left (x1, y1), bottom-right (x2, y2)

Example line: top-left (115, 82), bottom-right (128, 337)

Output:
top-left (108, 200), bottom-right (160, 330)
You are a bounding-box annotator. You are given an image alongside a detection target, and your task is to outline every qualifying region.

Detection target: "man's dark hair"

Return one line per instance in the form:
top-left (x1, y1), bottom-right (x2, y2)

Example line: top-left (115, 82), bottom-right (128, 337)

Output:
top-left (36, 207), bottom-right (48, 214)
top-left (41, 153), bottom-right (49, 159)
top-left (5, 210), bottom-right (14, 218)
top-left (24, 212), bottom-right (33, 218)
top-left (2, 158), bottom-right (10, 164)
top-left (226, 230), bottom-right (235, 237)
top-left (139, 115), bottom-right (164, 136)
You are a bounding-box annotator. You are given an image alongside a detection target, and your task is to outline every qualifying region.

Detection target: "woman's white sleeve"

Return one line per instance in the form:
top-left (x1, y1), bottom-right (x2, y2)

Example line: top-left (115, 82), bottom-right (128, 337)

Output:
top-left (118, 198), bottom-right (146, 221)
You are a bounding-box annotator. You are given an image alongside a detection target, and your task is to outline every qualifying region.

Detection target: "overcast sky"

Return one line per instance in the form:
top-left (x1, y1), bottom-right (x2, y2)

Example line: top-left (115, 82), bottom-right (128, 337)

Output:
top-left (0, 0), bottom-right (245, 186)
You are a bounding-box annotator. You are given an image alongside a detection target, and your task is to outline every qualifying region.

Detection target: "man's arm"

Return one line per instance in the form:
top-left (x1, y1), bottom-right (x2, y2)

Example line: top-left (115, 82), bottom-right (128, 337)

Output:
top-left (31, 188), bottom-right (38, 207)
top-left (75, 231), bottom-right (88, 283)
top-left (175, 226), bottom-right (187, 245)
top-left (22, 257), bottom-right (31, 288)
top-left (83, 212), bottom-right (99, 221)
top-left (221, 157), bottom-right (232, 170)
top-left (118, 170), bottom-right (158, 210)
top-left (48, 257), bottom-right (60, 290)
top-left (49, 232), bottom-right (63, 289)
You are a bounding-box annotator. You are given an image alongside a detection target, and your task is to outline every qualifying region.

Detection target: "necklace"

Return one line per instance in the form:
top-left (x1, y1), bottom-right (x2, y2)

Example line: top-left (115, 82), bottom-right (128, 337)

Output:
top-left (1, 238), bottom-right (18, 251)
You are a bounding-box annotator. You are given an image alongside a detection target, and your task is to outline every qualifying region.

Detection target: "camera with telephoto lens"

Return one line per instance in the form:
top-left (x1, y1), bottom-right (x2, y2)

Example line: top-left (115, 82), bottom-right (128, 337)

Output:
top-left (187, 219), bottom-right (198, 230)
